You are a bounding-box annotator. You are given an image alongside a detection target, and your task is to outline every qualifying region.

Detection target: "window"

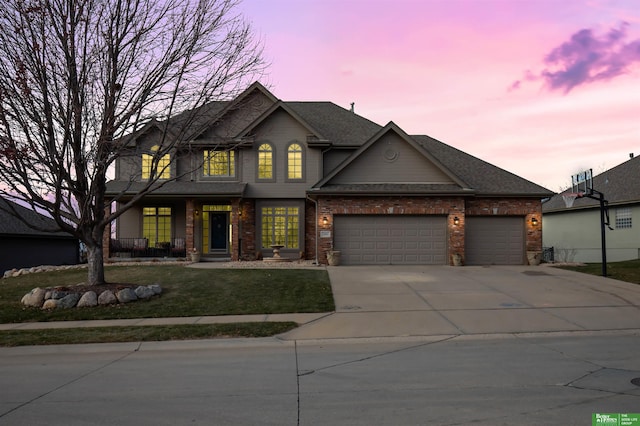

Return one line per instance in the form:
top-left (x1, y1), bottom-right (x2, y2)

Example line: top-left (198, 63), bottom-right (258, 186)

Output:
top-left (143, 207), bottom-right (172, 246)
top-left (261, 207), bottom-right (299, 249)
top-left (204, 150), bottom-right (235, 176)
top-left (615, 207), bottom-right (632, 229)
top-left (142, 145), bottom-right (170, 179)
top-left (257, 143), bottom-right (273, 179)
top-left (287, 143), bottom-right (303, 179)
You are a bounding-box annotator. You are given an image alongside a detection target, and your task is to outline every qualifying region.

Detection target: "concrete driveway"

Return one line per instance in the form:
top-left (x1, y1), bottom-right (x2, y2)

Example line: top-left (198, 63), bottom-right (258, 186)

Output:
top-left (282, 265), bottom-right (640, 340)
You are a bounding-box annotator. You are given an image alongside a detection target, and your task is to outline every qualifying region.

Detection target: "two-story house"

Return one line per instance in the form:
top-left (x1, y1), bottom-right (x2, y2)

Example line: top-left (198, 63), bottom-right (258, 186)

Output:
top-left (104, 82), bottom-right (553, 265)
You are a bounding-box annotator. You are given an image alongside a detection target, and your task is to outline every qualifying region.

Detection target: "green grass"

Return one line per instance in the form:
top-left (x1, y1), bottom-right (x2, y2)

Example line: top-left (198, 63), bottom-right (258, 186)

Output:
top-left (556, 258), bottom-right (640, 285)
top-left (0, 265), bottom-right (334, 346)
top-left (0, 323), bottom-right (298, 347)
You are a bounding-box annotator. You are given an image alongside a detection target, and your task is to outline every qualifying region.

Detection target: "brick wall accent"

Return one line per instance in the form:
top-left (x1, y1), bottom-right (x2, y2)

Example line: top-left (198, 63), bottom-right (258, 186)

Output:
top-left (186, 198), bottom-right (195, 253)
top-left (313, 196), bottom-right (543, 265)
top-left (304, 199), bottom-right (317, 261)
top-left (466, 198), bottom-right (542, 252)
top-left (316, 196), bottom-right (466, 264)
top-left (239, 199), bottom-right (256, 260)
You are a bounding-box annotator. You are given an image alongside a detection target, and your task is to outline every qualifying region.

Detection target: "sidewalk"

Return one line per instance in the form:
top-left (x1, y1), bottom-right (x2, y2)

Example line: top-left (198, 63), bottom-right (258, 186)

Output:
top-left (0, 313), bottom-right (329, 331)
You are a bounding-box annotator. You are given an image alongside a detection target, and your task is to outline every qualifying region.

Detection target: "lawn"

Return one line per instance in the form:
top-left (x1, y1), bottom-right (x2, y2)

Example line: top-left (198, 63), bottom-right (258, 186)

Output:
top-left (0, 264), bottom-right (334, 346)
top-left (556, 259), bottom-right (640, 285)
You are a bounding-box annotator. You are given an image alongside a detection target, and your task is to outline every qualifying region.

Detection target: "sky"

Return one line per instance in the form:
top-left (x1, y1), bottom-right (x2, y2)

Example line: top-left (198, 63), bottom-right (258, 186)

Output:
top-left (238, 0), bottom-right (640, 192)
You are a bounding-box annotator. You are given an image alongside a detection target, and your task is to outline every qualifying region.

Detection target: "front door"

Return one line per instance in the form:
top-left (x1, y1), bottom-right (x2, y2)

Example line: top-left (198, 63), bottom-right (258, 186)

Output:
top-left (210, 212), bottom-right (228, 252)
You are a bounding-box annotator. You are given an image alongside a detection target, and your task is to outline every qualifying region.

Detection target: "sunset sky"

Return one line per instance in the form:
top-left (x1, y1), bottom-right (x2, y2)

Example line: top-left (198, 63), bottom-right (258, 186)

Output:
top-left (239, 0), bottom-right (640, 192)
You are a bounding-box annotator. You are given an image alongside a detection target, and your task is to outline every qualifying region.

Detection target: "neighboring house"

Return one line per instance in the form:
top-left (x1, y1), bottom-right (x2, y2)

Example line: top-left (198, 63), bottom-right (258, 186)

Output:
top-left (543, 155), bottom-right (640, 263)
top-left (0, 197), bottom-right (80, 273)
top-left (104, 82), bottom-right (552, 265)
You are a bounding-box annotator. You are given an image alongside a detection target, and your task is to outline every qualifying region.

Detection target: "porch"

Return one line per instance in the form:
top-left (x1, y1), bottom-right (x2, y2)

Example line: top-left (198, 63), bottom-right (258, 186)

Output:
top-left (109, 237), bottom-right (187, 259)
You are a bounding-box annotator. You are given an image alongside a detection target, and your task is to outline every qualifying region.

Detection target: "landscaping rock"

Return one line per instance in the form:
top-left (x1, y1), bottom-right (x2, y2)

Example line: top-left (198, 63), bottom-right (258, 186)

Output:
top-left (42, 299), bottom-right (59, 309)
top-left (58, 293), bottom-right (80, 309)
top-left (51, 290), bottom-right (68, 299)
top-left (3, 269), bottom-right (16, 279)
top-left (149, 284), bottom-right (162, 295)
top-left (116, 288), bottom-right (137, 303)
top-left (21, 287), bottom-right (46, 307)
top-left (77, 291), bottom-right (98, 308)
top-left (97, 290), bottom-right (117, 305)
top-left (134, 286), bottom-right (155, 300)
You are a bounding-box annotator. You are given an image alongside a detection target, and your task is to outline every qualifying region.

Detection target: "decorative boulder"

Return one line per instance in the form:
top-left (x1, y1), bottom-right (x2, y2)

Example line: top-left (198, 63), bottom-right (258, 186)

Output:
top-left (134, 286), bottom-right (155, 300)
top-left (116, 288), bottom-right (138, 303)
top-left (51, 290), bottom-right (68, 299)
top-left (21, 287), bottom-right (46, 307)
top-left (149, 284), bottom-right (162, 295)
top-left (77, 291), bottom-right (98, 308)
top-left (98, 290), bottom-right (117, 305)
top-left (58, 293), bottom-right (80, 309)
top-left (42, 299), bottom-right (59, 309)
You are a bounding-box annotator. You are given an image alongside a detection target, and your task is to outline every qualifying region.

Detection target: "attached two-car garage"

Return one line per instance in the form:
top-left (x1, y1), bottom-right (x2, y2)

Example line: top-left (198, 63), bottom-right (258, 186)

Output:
top-left (332, 215), bottom-right (525, 266)
top-left (333, 215), bottom-right (447, 265)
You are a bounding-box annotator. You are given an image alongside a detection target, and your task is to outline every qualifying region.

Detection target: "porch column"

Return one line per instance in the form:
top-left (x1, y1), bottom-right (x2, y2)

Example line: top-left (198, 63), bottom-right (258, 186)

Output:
top-left (186, 198), bottom-right (195, 253)
top-left (231, 199), bottom-right (240, 261)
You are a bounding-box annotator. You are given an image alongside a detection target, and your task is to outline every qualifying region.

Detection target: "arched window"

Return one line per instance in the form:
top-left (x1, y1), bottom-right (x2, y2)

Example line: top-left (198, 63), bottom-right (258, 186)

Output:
top-left (287, 143), bottom-right (303, 180)
top-left (257, 143), bottom-right (273, 179)
top-left (142, 145), bottom-right (170, 180)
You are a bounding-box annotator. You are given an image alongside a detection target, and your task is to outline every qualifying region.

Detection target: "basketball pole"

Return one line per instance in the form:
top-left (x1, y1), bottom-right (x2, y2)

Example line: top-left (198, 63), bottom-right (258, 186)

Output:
top-left (581, 189), bottom-right (610, 277)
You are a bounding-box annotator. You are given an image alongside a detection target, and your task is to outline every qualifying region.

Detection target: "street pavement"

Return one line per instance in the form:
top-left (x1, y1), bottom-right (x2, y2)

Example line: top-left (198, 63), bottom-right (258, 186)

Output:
top-left (1, 264), bottom-right (640, 425)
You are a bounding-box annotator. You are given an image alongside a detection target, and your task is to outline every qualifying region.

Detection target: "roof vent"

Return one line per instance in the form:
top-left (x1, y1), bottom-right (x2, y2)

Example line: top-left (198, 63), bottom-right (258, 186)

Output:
top-left (350, 102), bottom-right (355, 113)
top-left (630, 153), bottom-right (634, 159)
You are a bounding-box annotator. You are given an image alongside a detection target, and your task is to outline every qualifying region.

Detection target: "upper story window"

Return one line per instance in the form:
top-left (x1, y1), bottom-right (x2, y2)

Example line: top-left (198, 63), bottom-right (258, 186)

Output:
top-left (287, 143), bottom-right (303, 180)
top-left (257, 143), bottom-right (273, 180)
top-left (615, 207), bottom-right (632, 229)
top-left (142, 145), bottom-right (170, 180)
top-left (204, 150), bottom-right (235, 177)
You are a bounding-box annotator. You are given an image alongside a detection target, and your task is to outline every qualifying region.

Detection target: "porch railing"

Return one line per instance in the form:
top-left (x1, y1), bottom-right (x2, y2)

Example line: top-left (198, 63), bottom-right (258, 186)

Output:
top-left (110, 237), bottom-right (186, 258)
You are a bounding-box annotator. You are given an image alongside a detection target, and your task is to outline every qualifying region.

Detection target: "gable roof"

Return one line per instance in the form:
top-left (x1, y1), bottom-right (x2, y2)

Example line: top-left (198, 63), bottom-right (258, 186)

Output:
top-left (310, 124), bottom-right (553, 198)
top-left (234, 100), bottom-right (382, 148)
top-left (413, 135), bottom-right (553, 197)
top-left (0, 197), bottom-right (73, 238)
top-left (543, 155), bottom-right (640, 213)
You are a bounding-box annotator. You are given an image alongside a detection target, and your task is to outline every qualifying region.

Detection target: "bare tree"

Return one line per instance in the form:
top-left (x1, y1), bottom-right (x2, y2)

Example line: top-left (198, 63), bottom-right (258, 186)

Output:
top-left (0, 0), bottom-right (265, 285)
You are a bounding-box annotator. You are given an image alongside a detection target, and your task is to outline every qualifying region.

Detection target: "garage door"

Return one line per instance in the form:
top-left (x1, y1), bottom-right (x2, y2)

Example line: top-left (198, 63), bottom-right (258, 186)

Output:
top-left (333, 215), bottom-right (447, 265)
top-left (465, 217), bottom-right (524, 265)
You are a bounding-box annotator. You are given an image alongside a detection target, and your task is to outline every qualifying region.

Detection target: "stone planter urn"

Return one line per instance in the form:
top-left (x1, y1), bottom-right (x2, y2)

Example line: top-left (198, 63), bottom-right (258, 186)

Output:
top-left (527, 251), bottom-right (541, 266)
top-left (326, 250), bottom-right (341, 266)
top-left (190, 250), bottom-right (201, 263)
top-left (451, 253), bottom-right (463, 266)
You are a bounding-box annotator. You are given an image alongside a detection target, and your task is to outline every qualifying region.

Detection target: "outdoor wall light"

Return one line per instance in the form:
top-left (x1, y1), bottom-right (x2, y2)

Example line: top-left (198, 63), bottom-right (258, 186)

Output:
top-left (195, 209), bottom-right (199, 216)
top-left (322, 216), bottom-right (328, 225)
top-left (453, 216), bottom-right (460, 226)
top-left (531, 217), bottom-right (538, 226)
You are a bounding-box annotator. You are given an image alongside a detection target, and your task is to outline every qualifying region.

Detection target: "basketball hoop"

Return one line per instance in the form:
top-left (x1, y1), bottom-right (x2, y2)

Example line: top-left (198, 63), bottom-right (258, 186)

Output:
top-left (562, 193), bottom-right (581, 208)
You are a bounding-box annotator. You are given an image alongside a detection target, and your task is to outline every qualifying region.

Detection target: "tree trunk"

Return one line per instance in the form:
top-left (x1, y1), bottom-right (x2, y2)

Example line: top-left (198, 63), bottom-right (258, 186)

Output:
top-left (86, 244), bottom-right (106, 286)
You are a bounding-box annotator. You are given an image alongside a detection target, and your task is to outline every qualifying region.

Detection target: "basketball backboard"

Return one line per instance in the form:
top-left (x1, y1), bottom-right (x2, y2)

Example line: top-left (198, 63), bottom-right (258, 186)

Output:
top-left (571, 168), bottom-right (593, 195)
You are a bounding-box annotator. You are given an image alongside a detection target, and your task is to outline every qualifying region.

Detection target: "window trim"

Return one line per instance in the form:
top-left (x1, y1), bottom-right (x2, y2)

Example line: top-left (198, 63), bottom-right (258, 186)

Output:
top-left (141, 145), bottom-right (171, 180)
top-left (285, 142), bottom-right (305, 182)
top-left (142, 206), bottom-right (172, 246)
top-left (256, 143), bottom-right (275, 182)
top-left (202, 149), bottom-right (236, 179)
top-left (615, 207), bottom-right (632, 229)
top-left (257, 200), bottom-right (304, 252)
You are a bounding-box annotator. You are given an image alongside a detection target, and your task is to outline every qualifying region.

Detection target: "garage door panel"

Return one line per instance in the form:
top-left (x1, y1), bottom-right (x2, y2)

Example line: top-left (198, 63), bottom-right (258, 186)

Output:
top-left (465, 217), bottom-right (524, 265)
top-left (334, 215), bottom-right (447, 265)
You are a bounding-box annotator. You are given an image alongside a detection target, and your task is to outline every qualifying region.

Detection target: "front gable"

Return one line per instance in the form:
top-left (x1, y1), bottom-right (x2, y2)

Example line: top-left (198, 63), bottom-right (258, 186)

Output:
top-left (313, 122), bottom-right (468, 192)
